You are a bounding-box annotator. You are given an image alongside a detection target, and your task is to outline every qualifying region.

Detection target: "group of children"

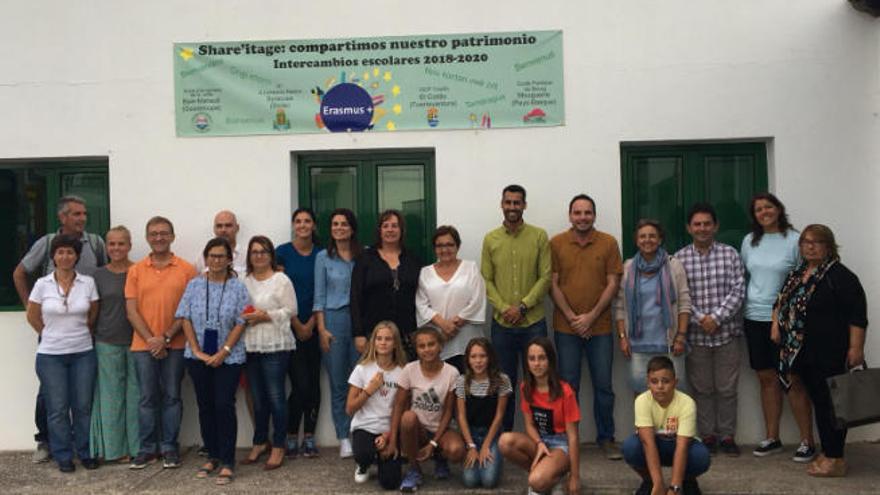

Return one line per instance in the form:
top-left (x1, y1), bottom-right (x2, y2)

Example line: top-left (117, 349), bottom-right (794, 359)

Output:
top-left (347, 321), bottom-right (710, 495)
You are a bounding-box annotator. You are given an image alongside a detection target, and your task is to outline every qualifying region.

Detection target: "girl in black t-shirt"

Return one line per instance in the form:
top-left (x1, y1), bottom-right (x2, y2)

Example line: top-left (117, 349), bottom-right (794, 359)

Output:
top-left (455, 338), bottom-right (512, 488)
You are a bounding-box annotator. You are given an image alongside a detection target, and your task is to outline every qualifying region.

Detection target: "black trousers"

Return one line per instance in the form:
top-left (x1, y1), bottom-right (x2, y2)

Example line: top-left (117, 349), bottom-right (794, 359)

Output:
top-left (352, 429), bottom-right (402, 490)
top-left (795, 360), bottom-right (847, 458)
top-left (186, 360), bottom-right (242, 468)
top-left (287, 334), bottom-right (321, 435)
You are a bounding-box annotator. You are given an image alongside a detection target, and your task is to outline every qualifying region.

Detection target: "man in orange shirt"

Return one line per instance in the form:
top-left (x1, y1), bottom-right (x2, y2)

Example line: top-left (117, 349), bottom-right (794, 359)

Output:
top-left (550, 194), bottom-right (623, 459)
top-left (125, 216), bottom-right (197, 470)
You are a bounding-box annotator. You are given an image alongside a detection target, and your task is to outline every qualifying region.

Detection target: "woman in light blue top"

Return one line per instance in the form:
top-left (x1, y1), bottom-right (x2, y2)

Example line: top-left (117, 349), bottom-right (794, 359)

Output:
top-left (740, 193), bottom-right (815, 460)
top-left (613, 220), bottom-right (692, 394)
top-left (176, 237), bottom-right (250, 485)
top-left (314, 208), bottom-right (362, 457)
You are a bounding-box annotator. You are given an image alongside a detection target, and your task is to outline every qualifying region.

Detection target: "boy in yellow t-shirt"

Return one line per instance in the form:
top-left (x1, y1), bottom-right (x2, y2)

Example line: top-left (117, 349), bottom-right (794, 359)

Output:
top-left (622, 356), bottom-right (711, 495)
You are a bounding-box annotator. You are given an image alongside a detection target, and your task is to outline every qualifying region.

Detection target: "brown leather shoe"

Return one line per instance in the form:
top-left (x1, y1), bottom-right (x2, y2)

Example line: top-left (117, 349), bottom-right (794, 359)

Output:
top-left (241, 444), bottom-right (269, 465)
top-left (264, 447), bottom-right (285, 471)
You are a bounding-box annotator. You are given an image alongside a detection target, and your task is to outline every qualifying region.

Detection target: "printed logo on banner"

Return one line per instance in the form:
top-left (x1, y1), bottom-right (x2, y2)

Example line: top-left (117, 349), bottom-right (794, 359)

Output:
top-left (319, 82), bottom-right (374, 132)
top-left (192, 113), bottom-right (212, 132)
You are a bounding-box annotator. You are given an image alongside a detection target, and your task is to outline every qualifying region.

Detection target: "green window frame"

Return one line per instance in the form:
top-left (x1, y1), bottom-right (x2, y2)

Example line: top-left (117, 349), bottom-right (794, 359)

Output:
top-left (296, 150), bottom-right (436, 263)
top-left (0, 159), bottom-right (110, 310)
top-left (620, 142), bottom-right (768, 257)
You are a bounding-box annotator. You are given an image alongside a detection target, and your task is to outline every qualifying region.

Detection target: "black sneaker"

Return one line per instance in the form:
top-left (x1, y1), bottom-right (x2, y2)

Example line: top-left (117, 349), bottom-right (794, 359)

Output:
top-left (720, 436), bottom-right (741, 457)
top-left (197, 446), bottom-right (209, 457)
top-left (129, 453), bottom-right (158, 470)
top-left (792, 441), bottom-right (816, 463)
top-left (702, 435), bottom-right (718, 455)
top-left (162, 451), bottom-right (182, 469)
top-left (58, 461), bottom-right (76, 473)
top-left (683, 478), bottom-right (702, 495)
top-left (634, 479), bottom-right (653, 495)
top-left (81, 458), bottom-right (100, 470)
top-left (752, 438), bottom-right (783, 457)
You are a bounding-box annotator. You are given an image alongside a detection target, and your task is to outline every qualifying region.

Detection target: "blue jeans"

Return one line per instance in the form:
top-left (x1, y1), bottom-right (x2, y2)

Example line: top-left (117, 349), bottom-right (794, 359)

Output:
top-left (491, 319), bottom-right (547, 431)
top-left (628, 351), bottom-right (688, 395)
top-left (322, 307), bottom-right (359, 439)
top-left (622, 433), bottom-right (710, 478)
top-left (554, 332), bottom-right (615, 444)
top-left (246, 351), bottom-right (289, 447)
top-left (35, 350), bottom-right (97, 464)
top-left (132, 349), bottom-right (185, 456)
top-left (187, 359), bottom-right (242, 468)
top-left (462, 427), bottom-right (502, 488)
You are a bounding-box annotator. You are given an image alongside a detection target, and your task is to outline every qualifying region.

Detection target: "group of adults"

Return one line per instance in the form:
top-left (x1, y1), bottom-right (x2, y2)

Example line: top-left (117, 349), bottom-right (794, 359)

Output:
top-left (15, 185), bottom-right (867, 485)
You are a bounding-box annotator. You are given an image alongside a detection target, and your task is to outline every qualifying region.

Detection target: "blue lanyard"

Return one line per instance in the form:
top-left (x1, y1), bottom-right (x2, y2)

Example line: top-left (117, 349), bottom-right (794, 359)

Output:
top-left (204, 276), bottom-right (228, 326)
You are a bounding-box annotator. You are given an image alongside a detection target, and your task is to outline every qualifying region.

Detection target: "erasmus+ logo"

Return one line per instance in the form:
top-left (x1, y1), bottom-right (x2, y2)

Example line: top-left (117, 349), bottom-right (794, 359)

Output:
top-left (319, 83), bottom-right (374, 132)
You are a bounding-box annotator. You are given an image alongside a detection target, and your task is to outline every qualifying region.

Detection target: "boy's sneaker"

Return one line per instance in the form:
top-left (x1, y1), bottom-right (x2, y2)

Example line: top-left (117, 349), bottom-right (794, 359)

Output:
top-left (635, 479), bottom-right (653, 495)
top-left (599, 441), bottom-right (623, 460)
top-left (702, 435), bottom-right (718, 455)
top-left (433, 457), bottom-right (450, 480)
top-left (301, 436), bottom-right (319, 458)
top-left (753, 438), bottom-right (783, 457)
top-left (32, 442), bottom-right (51, 464)
top-left (339, 437), bottom-right (354, 459)
top-left (162, 451), bottom-right (182, 469)
top-left (129, 453), bottom-right (158, 470)
top-left (286, 436), bottom-right (299, 458)
top-left (720, 436), bottom-right (741, 457)
top-left (683, 478), bottom-right (702, 495)
top-left (354, 465), bottom-right (370, 483)
top-left (399, 468), bottom-right (423, 493)
top-left (792, 441), bottom-right (816, 463)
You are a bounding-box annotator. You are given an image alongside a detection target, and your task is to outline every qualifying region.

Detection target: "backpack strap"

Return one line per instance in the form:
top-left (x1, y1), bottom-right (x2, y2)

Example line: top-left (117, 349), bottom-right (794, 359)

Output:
top-left (42, 233), bottom-right (56, 276)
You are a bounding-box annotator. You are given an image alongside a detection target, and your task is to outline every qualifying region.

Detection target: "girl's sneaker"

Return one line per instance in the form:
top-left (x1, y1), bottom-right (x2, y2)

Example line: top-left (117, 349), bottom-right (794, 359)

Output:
top-left (400, 468), bottom-right (423, 493)
top-left (354, 465), bottom-right (370, 483)
top-left (793, 441), bottom-right (817, 463)
top-left (285, 437), bottom-right (299, 459)
top-left (339, 438), bottom-right (353, 459)
top-left (752, 438), bottom-right (783, 457)
top-left (301, 436), bottom-right (319, 458)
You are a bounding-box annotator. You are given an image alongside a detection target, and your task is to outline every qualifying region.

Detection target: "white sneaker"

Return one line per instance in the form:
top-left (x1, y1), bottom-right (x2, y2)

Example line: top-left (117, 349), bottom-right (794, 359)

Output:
top-left (339, 437), bottom-right (354, 459)
top-left (354, 465), bottom-right (370, 483)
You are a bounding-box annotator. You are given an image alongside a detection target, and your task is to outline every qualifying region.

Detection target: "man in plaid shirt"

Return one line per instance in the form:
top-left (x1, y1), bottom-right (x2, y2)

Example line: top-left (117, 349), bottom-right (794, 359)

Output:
top-left (675, 203), bottom-right (745, 457)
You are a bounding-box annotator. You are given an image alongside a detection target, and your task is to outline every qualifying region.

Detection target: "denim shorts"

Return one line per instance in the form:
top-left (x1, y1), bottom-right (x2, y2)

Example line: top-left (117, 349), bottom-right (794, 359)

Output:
top-left (540, 433), bottom-right (569, 454)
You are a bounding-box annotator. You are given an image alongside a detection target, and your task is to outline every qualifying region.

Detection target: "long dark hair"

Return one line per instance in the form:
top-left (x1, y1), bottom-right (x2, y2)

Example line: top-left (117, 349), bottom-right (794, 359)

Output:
top-left (291, 207), bottom-right (320, 245)
top-left (463, 338), bottom-right (503, 396)
top-left (202, 237), bottom-right (236, 279)
top-left (326, 208), bottom-right (362, 259)
top-left (246, 235), bottom-right (279, 275)
top-left (522, 336), bottom-right (563, 403)
top-left (749, 193), bottom-right (793, 247)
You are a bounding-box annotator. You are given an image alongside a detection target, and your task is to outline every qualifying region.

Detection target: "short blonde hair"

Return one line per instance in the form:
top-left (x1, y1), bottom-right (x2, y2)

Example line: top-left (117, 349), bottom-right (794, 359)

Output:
top-left (106, 225), bottom-right (132, 244)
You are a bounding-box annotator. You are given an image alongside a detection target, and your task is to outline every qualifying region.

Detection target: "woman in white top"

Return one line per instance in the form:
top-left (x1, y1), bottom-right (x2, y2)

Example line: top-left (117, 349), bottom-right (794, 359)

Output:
top-left (241, 235), bottom-right (298, 470)
top-left (27, 234), bottom-right (100, 473)
top-left (346, 320), bottom-right (408, 489)
top-left (415, 225), bottom-right (487, 372)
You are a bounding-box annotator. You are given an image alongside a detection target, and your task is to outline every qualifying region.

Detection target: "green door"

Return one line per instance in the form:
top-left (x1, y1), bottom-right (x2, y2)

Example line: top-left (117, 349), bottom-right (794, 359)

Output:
top-left (297, 151), bottom-right (436, 263)
top-left (621, 142), bottom-right (768, 257)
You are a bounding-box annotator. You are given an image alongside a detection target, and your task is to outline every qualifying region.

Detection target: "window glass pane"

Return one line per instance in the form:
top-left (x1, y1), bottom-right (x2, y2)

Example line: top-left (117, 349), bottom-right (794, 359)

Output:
top-left (703, 155), bottom-right (754, 248)
top-left (60, 172), bottom-right (110, 235)
top-left (377, 165), bottom-right (427, 260)
top-left (633, 156), bottom-right (684, 252)
top-left (309, 166), bottom-right (358, 236)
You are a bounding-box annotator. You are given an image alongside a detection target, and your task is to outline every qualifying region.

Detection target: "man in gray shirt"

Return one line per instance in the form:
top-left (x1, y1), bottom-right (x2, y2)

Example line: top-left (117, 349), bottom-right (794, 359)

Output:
top-left (12, 195), bottom-right (107, 463)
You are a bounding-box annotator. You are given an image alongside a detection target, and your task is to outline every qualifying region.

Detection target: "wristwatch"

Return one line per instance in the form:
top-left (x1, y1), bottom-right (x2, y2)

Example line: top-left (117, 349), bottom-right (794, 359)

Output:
top-left (163, 333), bottom-right (172, 345)
top-left (428, 439), bottom-right (439, 448)
top-left (518, 303), bottom-right (528, 317)
top-left (466, 442), bottom-right (477, 450)
top-left (222, 345), bottom-right (232, 354)
top-left (669, 485), bottom-right (682, 494)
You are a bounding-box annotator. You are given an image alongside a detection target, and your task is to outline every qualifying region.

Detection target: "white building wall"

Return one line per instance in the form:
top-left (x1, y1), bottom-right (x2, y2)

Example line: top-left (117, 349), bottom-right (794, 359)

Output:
top-left (1, 0), bottom-right (878, 449)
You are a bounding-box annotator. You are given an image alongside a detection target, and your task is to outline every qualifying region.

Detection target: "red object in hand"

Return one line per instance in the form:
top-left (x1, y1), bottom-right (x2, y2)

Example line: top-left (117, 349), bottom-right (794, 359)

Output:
top-left (243, 305), bottom-right (256, 315)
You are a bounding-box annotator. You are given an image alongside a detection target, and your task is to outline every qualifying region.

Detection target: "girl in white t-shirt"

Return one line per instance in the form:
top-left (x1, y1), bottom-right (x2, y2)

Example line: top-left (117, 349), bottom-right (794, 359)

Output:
top-left (345, 321), bottom-right (408, 489)
top-left (389, 327), bottom-right (465, 492)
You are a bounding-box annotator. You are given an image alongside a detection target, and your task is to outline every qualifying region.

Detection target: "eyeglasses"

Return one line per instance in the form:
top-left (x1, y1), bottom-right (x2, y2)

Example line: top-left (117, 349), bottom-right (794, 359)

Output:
top-left (799, 239), bottom-right (826, 247)
top-left (250, 250), bottom-right (269, 256)
top-left (147, 231), bottom-right (172, 239)
top-left (207, 254), bottom-right (229, 260)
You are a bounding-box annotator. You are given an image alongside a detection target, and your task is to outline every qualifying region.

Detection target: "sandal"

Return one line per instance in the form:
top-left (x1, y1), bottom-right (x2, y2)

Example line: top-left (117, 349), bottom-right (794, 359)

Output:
top-left (215, 468), bottom-right (235, 485)
top-left (241, 443), bottom-right (269, 465)
top-left (196, 460), bottom-right (219, 479)
top-left (807, 457), bottom-right (847, 477)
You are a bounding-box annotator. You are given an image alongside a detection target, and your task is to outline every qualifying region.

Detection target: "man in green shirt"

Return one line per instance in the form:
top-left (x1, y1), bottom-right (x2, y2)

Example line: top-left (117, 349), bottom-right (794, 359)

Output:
top-left (480, 184), bottom-right (551, 430)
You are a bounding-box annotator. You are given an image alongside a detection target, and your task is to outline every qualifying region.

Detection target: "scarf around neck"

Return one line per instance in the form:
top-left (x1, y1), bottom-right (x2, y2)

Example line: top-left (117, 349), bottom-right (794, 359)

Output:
top-left (625, 248), bottom-right (677, 339)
